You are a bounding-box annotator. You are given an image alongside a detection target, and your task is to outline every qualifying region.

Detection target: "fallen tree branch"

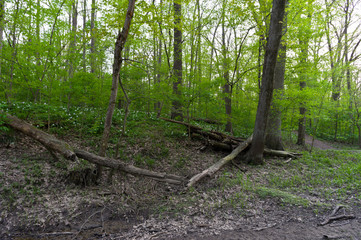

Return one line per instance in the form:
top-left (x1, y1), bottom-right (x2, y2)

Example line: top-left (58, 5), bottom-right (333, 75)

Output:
top-left (160, 117), bottom-right (244, 145)
top-left (319, 205), bottom-right (356, 226)
top-left (4, 113), bottom-right (77, 161)
top-left (187, 135), bottom-right (253, 189)
top-left (75, 150), bottom-right (185, 185)
top-left (4, 113), bottom-right (185, 185)
top-left (319, 214), bottom-right (356, 226)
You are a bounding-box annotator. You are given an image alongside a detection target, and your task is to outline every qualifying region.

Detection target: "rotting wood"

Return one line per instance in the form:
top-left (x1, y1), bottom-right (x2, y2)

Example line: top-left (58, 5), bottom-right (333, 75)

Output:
top-left (4, 113), bottom-right (185, 185)
top-left (187, 135), bottom-right (253, 189)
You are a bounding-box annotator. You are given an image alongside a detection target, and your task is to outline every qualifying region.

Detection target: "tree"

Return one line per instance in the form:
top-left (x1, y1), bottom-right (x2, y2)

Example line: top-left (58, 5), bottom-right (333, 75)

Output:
top-left (265, 8), bottom-right (287, 151)
top-left (171, 0), bottom-right (183, 120)
top-left (245, 0), bottom-right (286, 165)
top-left (97, 0), bottom-right (136, 179)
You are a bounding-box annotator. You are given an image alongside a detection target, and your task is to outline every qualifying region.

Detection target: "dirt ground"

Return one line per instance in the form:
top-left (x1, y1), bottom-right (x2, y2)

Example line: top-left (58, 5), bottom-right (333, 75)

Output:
top-left (1, 131), bottom-right (361, 240)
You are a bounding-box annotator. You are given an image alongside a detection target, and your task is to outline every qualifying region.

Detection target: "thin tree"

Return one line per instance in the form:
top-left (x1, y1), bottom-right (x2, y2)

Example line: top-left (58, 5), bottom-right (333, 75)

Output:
top-left (171, 0), bottom-right (183, 120)
top-left (97, 0), bottom-right (136, 179)
top-left (245, 0), bottom-right (286, 165)
top-left (90, 0), bottom-right (96, 74)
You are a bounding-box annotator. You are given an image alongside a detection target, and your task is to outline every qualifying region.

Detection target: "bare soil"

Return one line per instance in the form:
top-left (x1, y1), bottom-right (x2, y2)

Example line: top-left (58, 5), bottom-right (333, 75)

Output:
top-left (1, 131), bottom-right (361, 240)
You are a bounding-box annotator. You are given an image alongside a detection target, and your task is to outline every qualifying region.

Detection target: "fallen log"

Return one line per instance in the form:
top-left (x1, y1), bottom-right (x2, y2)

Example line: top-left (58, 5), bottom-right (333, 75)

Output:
top-left (160, 117), bottom-right (244, 145)
top-left (4, 113), bottom-right (77, 161)
top-left (3, 113), bottom-right (185, 185)
top-left (187, 135), bottom-right (253, 189)
top-left (75, 150), bottom-right (185, 185)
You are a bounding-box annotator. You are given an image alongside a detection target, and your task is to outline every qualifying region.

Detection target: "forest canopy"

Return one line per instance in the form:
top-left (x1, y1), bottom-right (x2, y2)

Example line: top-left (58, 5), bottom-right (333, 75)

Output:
top-left (0, 0), bottom-right (361, 147)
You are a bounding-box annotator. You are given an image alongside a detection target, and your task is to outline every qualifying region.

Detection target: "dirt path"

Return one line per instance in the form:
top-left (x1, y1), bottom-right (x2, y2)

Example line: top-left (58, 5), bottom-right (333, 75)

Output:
top-left (304, 135), bottom-right (336, 150)
top-left (180, 221), bottom-right (361, 240)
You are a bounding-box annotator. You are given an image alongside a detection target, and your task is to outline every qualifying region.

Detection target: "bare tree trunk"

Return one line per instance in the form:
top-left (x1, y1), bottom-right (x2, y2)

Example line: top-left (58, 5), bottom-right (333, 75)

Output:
top-left (221, 1), bottom-right (232, 133)
top-left (97, 0), bottom-right (136, 180)
top-left (245, 0), bottom-right (286, 165)
top-left (171, 0), bottom-right (183, 120)
top-left (82, 0), bottom-right (87, 71)
top-left (265, 8), bottom-right (287, 151)
top-left (90, 0), bottom-right (96, 74)
top-left (0, 0), bottom-right (4, 84)
top-left (7, 0), bottom-right (20, 103)
top-left (296, 36), bottom-right (310, 146)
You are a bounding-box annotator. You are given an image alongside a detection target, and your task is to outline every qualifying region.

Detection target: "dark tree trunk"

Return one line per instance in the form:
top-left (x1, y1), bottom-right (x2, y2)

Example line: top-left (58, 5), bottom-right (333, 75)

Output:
top-left (90, 0), bottom-right (96, 74)
top-left (265, 9), bottom-right (287, 151)
top-left (97, 0), bottom-right (136, 179)
top-left (82, 0), bottom-right (87, 71)
top-left (245, 0), bottom-right (286, 165)
top-left (171, 0), bottom-right (183, 120)
top-left (221, 1), bottom-right (232, 133)
top-left (0, 0), bottom-right (4, 78)
top-left (296, 35), bottom-right (310, 146)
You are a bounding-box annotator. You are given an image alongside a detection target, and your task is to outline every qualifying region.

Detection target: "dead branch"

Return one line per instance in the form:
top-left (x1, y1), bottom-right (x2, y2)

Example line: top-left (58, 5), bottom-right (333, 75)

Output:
top-left (4, 113), bottom-right (77, 161)
top-left (187, 135), bottom-right (253, 189)
top-left (319, 215), bottom-right (356, 226)
top-left (319, 205), bottom-right (356, 226)
top-left (160, 117), bottom-right (244, 145)
top-left (75, 150), bottom-right (185, 185)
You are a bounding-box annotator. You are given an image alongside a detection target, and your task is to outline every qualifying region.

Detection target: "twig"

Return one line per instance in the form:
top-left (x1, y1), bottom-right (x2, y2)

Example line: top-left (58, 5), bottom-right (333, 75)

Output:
top-left (319, 215), bottom-right (356, 226)
top-left (319, 205), bottom-right (355, 226)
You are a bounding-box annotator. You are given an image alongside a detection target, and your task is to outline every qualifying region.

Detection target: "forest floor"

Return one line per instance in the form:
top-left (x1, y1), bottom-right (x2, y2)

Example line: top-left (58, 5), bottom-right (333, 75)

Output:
top-left (1, 119), bottom-right (361, 240)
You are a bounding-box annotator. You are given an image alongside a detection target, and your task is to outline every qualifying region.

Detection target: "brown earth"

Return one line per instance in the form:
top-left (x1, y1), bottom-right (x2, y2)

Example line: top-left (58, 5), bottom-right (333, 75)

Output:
top-left (1, 131), bottom-right (361, 240)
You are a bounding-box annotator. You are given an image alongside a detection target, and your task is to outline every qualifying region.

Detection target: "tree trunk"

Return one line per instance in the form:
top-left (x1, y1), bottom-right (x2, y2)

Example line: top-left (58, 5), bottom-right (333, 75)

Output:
top-left (265, 8), bottom-right (287, 151)
top-left (296, 36), bottom-right (310, 146)
top-left (245, 0), bottom-right (286, 165)
top-left (171, 0), bottom-right (183, 120)
top-left (90, 0), bottom-right (96, 74)
top-left (97, 0), bottom-right (136, 179)
top-left (0, 0), bottom-right (4, 82)
top-left (221, 1), bottom-right (232, 133)
top-left (82, 0), bottom-right (87, 71)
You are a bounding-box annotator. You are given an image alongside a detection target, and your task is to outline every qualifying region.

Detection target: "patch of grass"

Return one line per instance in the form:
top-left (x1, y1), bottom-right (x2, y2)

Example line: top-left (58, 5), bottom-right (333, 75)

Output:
top-left (263, 149), bottom-right (361, 203)
top-left (255, 187), bottom-right (310, 207)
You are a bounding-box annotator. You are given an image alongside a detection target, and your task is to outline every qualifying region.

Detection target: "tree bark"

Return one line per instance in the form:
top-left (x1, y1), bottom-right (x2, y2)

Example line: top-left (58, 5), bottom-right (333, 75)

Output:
top-left (98, 0), bottom-right (136, 179)
top-left (171, 0), bottom-right (183, 120)
top-left (90, 0), bottom-right (96, 74)
top-left (245, 0), bottom-right (286, 165)
top-left (265, 8), bottom-right (287, 151)
top-left (0, 0), bottom-right (4, 81)
top-left (297, 35), bottom-right (310, 145)
top-left (82, 0), bottom-right (87, 71)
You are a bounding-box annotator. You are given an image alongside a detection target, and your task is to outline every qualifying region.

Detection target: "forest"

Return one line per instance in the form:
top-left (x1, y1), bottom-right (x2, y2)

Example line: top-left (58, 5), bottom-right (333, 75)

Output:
top-left (1, 0), bottom-right (361, 239)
